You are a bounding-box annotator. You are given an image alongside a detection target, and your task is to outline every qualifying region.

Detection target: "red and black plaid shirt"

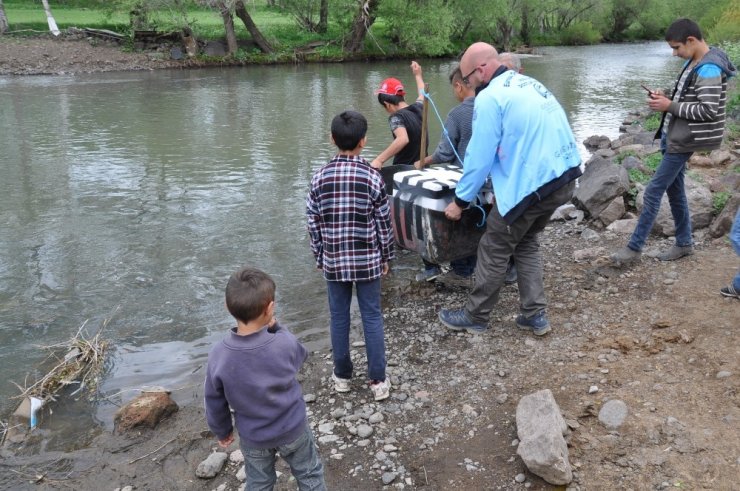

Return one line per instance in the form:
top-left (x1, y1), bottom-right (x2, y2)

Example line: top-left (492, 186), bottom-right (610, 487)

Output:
top-left (306, 154), bottom-right (395, 282)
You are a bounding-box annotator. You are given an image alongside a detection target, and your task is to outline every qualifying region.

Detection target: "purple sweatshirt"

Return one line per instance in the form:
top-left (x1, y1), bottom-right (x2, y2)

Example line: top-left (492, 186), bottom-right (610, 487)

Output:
top-left (204, 323), bottom-right (308, 449)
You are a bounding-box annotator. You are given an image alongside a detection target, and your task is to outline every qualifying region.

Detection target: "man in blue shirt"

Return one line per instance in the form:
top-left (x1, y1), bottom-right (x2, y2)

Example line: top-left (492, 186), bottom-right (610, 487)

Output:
top-left (438, 42), bottom-right (581, 336)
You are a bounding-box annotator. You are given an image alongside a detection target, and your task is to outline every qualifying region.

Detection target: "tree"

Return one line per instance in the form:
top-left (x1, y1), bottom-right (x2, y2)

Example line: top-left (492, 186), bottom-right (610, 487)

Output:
top-left (344, 0), bottom-right (379, 53)
top-left (234, 0), bottom-right (273, 53)
top-left (217, 1), bottom-right (238, 55)
top-left (0, 0), bottom-right (8, 35)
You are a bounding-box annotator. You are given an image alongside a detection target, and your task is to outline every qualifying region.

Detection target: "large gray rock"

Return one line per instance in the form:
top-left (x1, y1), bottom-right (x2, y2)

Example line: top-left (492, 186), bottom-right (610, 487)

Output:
top-left (573, 158), bottom-right (630, 218)
top-left (708, 194), bottom-right (739, 238)
top-left (607, 218), bottom-right (638, 235)
top-left (516, 389), bottom-right (573, 485)
top-left (636, 176), bottom-right (713, 236)
top-left (583, 135), bottom-right (611, 150)
top-left (598, 197), bottom-right (626, 227)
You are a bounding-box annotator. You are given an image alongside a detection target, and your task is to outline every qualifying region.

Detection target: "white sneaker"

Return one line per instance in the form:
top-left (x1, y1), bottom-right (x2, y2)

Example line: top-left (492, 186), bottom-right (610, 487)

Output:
top-left (332, 373), bottom-right (351, 393)
top-left (369, 379), bottom-right (391, 401)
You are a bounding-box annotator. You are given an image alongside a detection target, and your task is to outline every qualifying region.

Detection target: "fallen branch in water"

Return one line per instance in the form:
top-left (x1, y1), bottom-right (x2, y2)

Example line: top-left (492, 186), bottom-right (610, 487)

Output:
top-left (8, 309), bottom-right (117, 429)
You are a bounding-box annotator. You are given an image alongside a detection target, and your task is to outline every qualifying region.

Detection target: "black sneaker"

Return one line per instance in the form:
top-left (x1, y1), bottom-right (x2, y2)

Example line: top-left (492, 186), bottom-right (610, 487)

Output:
top-left (720, 285), bottom-right (740, 299)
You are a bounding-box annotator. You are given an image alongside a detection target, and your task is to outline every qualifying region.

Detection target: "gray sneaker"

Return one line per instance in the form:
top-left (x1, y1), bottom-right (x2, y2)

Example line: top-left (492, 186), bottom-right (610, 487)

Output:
top-left (610, 246), bottom-right (641, 266)
top-left (657, 245), bottom-right (694, 261)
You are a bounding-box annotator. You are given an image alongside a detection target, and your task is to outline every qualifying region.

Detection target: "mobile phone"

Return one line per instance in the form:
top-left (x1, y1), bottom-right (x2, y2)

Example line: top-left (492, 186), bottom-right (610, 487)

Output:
top-left (641, 84), bottom-right (654, 94)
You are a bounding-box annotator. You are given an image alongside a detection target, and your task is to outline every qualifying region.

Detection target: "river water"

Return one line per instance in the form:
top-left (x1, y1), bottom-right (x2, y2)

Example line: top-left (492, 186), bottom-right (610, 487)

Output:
top-left (0, 42), bottom-right (681, 447)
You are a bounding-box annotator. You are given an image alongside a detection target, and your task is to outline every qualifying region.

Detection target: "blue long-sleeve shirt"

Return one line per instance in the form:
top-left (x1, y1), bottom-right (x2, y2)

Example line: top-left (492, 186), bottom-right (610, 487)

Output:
top-left (204, 323), bottom-right (308, 449)
top-left (456, 69), bottom-right (581, 223)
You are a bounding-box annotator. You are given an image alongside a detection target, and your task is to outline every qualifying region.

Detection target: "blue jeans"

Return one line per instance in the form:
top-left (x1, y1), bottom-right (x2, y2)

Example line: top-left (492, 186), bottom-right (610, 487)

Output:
top-left (241, 424), bottom-right (326, 491)
top-left (327, 278), bottom-right (386, 381)
top-left (450, 255), bottom-right (477, 277)
top-left (731, 207), bottom-right (740, 290)
top-left (628, 138), bottom-right (693, 252)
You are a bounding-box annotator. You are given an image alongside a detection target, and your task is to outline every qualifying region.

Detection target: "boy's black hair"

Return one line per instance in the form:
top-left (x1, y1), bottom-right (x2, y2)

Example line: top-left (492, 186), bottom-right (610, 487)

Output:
top-left (449, 65), bottom-right (464, 85)
top-left (225, 267), bottom-right (275, 324)
top-left (377, 93), bottom-right (405, 107)
top-left (665, 18), bottom-right (703, 43)
top-left (331, 110), bottom-right (367, 151)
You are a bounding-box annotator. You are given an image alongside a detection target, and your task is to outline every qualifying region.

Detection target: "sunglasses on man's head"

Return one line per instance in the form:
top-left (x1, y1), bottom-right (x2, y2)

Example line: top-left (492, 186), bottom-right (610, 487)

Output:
top-left (462, 63), bottom-right (486, 85)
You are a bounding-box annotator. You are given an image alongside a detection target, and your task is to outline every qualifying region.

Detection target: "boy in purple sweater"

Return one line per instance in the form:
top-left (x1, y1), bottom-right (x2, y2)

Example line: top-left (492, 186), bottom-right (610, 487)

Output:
top-left (204, 267), bottom-right (326, 490)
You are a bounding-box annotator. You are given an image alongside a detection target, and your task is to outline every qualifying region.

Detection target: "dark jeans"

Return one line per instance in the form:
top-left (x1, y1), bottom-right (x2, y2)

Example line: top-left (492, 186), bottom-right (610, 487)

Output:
top-left (465, 180), bottom-right (575, 322)
top-left (450, 255), bottom-right (477, 277)
top-left (731, 207), bottom-right (740, 290)
top-left (326, 278), bottom-right (386, 381)
top-left (628, 137), bottom-right (693, 251)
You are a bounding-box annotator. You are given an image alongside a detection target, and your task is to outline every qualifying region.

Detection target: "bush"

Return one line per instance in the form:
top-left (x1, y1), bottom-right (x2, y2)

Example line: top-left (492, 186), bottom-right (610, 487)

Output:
top-left (558, 21), bottom-right (601, 46)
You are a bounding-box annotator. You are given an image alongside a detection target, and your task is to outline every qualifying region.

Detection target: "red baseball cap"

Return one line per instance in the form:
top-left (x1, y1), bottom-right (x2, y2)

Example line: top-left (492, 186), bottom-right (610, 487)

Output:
top-left (376, 78), bottom-right (406, 97)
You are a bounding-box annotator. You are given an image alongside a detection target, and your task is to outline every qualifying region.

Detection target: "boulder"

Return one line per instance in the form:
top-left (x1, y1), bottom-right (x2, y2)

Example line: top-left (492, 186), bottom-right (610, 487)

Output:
top-left (689, 154), bottom-right (714, 167)
top-left (708, 194), bottom-right (740, 238)
top-left (573, 158), bottom-right (630, 218)
top-left (516, 389), bottom-right (573, 485)
top-left (621, 155), bottom-right (643, 171)
top-left (583, 135), bottom-right (611, 150)
top-left (598, 197), bottom-right (626, 227)
top-left (594, 148), bottom-right (616, 158)
top-left (709, 149), bottom-right (732, 166)
top-left (635, 176), bottom-right (713, 236)
top-left (114, 392), bottom-right (178, 431)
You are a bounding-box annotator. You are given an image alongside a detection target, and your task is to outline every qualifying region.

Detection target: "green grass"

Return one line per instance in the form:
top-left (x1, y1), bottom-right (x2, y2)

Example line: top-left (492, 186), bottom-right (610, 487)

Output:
top-left (628, 168), bottom-right (650, 184)
top-left (643, 112), bottom-right (662, 132)
top-left (643, 152), bottom-right (661, 172)
top-left (712, 191), bottom-right (730, 215)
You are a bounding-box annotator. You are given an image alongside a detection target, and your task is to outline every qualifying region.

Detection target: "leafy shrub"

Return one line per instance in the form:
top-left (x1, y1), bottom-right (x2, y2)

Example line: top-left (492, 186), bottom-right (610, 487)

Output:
top-left (713, 191), bottom-right (731, 214)
top-left (377, 0), bottom-right (454, 55)
top-left (558, 21), bottom-right (602, 46)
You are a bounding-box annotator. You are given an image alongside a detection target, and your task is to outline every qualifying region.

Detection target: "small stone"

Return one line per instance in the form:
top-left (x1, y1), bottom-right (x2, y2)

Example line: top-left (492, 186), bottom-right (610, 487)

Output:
top-left (331, 408), bottom-right (347, 418)
top-left (318, 435), bottom-right (339, 444)
top-left (195, 452), bottom-right (228, 478)
top-left (330, 453), bottom-right (344, 460)
top-left (496, 393), bottom-right (509, 404)
top-left (357, 424), bottom-right (373, 438)
top-left (716, 371), bottom-right (732, 379)
top-left (589, 385), bottom-right (599, 394)
top-left (382, 472), bottom-right (397, 485)
top-left (383, 444), bottom-right (398, 452)
top-left (236, 466), bottom-right (246, 481)
top-left (304, 394), bottom-right (317, 403)
top-left (229, 449), bottom-right (244, 464)
top-left (598, 399), bottom-right (629, 429)
top-left (511, 438), bottom-right (519, 447)
top-left (515, 473), bottom-right (526, 483)
top-left (369, 412), bottom-right (384, 424)
top-left (318, 422), bottom-right (335, 434)
top-left (357, 439), bottom-right (371, 447)
top-left (375, 451), bottom-right (388, 461)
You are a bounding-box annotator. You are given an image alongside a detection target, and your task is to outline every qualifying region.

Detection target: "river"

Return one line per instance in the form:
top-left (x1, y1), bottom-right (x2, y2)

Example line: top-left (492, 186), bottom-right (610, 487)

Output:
top-left (0, 42), bottom-right (681, 448)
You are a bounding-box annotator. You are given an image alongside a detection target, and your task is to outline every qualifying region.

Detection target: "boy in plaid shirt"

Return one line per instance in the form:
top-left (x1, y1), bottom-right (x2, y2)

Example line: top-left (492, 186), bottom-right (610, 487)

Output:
top-left (306, 110), bottom-right (395, 401)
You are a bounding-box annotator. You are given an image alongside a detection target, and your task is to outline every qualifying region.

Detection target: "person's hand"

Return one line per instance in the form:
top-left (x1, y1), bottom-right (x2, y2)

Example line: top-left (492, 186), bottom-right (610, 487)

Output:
top-left (411, 61), bottom-right (422, 76)
top-left (370, 158), bottom-right (383, 170)
top-left (218, 432), bottom-right (234, 448)
top-left (413, 160), bottom-right (423, 170)
top-left (445, 202), bottom-right (463, 221)
top-left (382, 263), bottom-right (390, 276)
top-left (647, 93), bottom-right (671, 112)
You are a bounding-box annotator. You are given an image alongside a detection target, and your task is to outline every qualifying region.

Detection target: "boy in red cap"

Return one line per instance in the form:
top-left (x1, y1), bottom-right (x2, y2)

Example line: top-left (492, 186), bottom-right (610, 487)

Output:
top-left (370, 67), bottom-right (427, 170)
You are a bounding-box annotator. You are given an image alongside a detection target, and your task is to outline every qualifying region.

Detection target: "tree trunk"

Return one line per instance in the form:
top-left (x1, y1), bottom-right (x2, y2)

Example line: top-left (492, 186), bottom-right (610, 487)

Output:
top-left (520, 6), bottom-right (530, 46)
top-left (317, 0), bottom-right (328, 33)
top-left (344, 0), bottom-right (379, 53)
top-left (234, 0), bottom-right (273, 54)
top-left (218, 2), bottom-right (238, 55)
top-left (0, 0), bottom-right (9, 35)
